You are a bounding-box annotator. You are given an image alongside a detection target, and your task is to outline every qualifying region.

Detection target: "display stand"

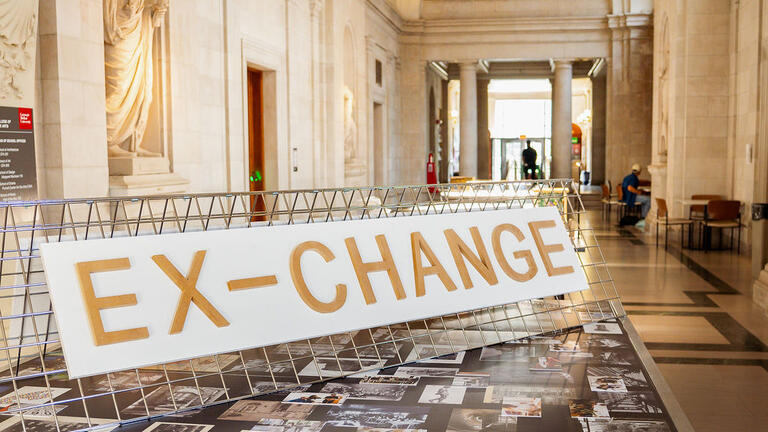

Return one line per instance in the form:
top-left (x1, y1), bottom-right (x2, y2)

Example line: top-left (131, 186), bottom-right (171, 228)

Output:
top-left (0, 180), bottom-right (690, 431)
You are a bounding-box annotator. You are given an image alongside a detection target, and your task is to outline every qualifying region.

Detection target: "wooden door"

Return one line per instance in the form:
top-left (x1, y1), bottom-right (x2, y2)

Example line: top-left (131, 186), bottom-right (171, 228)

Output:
top-left (247, 69), bottom-right (266, 220)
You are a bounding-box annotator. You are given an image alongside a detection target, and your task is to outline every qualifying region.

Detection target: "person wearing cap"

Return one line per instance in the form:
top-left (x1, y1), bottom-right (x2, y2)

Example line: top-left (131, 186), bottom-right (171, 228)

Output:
top-left (621, 163), bottom-right (650, 218)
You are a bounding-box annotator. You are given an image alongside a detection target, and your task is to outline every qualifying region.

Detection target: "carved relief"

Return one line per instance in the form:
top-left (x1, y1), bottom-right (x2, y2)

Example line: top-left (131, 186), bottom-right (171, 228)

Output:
top-left (343, 85), bottom-right (357, 163)
top-left (657, 16), bottom-right (670, 158)
top-left (104, 0), bottom-right (168, 158)
top-left (0, 0), bottom-right (37, 102)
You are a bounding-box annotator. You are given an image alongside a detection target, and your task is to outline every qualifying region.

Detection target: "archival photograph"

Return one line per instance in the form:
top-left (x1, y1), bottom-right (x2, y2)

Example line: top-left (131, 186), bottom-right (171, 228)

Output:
top-left (393, 367), bottom-right (460, 377)
top-left (297, 358), bottom-right (386, 377)
top-left (587, 367), bottom-right (648, 388)
top-left (501, 397), bottom-right (542, 418)
top-left (141, 422), bottom-right (214, 432)
top-left (568, 399), bottom-right (610, 418)
top-left (359, 375), bottom-right (419, 386)
top-left (217, 400), bottom-right (314, 422)
top-left (321, 382), bottom-right (406, 401)
top-left (408, 345), bottom-right (466, 364)
top-left (588, 376), bottom-right (628, 393)
top-left (418, 385), bottom-right (466, 404)
top-left (282, 392), bottom-right (347, 405)
top-left (252, 382), bottom-right (312, 395)
top-left (597, 392), bottom-right (664, 415)
top-left (446, 408), bottom-right (516, 432)
top-left (324, 404), bottom-right (429, 429)
top-left (250, 419), bottom-right (324, 432)
top-left (122, 386), bottom-right (226, 417)
top-left (452, 372), bottom-right (491, 388)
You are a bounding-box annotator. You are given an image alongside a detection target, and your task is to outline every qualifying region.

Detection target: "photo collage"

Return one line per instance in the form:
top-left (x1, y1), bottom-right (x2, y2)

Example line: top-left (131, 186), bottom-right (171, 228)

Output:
top-left (0, 320), bottom-right (675, 432)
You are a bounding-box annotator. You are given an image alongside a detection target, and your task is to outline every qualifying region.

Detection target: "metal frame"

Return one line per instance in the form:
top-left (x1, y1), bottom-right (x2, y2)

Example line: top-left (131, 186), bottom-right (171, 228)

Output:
top-left (0, 179), bottom-right (623, 430)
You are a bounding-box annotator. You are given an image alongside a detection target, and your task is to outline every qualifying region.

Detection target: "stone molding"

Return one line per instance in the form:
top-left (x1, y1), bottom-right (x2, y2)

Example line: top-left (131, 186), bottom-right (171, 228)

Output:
top-left (607, 13), bottom-right (653, 29)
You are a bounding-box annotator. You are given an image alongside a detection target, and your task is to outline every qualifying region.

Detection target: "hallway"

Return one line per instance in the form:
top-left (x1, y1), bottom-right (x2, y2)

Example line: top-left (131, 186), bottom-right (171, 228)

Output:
top-left (587, 211), bottom-right (768, 432)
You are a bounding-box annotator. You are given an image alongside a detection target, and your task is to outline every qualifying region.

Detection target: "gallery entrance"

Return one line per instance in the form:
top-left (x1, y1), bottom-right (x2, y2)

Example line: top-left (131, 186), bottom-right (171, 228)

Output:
top-left (247, 68), bottom-right (266, 220)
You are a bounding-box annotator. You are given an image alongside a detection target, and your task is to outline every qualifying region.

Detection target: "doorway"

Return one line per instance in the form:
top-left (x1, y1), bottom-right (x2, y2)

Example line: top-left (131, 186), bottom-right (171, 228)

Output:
top-left (373, 102), bottom-right (385, 185)
top-left (247, 69), bottom-right (266, 219)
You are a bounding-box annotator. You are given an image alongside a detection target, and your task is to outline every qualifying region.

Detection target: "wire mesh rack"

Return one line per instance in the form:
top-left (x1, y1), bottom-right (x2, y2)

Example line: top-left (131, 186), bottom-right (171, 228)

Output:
top-left (0, 179), bottom-right (623, 431)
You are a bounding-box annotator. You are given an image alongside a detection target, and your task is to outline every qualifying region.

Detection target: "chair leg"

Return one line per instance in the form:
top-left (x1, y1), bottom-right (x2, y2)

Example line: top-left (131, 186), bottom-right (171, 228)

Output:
top-left (655, 221), bottom-right (659, 247)
top-left (737, 225), bottom-right (741, 254)
top-left (665, 224), bottom-right (669, 249)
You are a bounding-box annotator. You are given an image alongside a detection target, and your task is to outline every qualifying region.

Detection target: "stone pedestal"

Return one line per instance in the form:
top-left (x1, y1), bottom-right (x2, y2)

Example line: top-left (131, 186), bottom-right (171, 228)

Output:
top-left (754, 264), bottom-right (768, 317)
top-left (108, 157), bottom-right (188, 196)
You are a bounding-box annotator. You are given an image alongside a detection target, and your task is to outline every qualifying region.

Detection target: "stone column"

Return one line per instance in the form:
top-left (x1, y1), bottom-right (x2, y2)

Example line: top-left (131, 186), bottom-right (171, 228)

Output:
top-left (551, 60), bottom-right (573, 180)
top-left (476, 77), bottom-right (490, 179)
top-left (590, 69), bottom-right (607, 185)
top-left (459, 62), bottom-right (478, 178)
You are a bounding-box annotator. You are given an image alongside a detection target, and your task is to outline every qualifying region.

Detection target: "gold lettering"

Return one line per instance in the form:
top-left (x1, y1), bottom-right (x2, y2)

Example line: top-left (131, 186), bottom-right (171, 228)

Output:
top-left (290, 241), bottom-right (347, 313)
top-left (152, 251), bottom-right (230, 334)
top-left (344, 235), bottom-right (406, 304)
top-left (444, 227), bottom-right (498, 289)
top-left (528, 220), bottom-right (575, 276)
top-left (491, 224), bottom-right (538, 282)
top-left (411, 231), bottom-right (458, 297)
top-left (75, 258), bottom-right (149, 346)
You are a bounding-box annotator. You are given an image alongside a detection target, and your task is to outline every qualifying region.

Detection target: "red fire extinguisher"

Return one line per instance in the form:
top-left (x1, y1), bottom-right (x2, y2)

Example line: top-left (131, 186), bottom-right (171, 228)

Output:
top-left (427, 153), bottom-right (437, 194)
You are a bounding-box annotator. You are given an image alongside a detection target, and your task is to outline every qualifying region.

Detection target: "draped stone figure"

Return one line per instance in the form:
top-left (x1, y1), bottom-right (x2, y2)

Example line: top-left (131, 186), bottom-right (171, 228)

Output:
top-left (343, 85), bottom-right (357, 163)
top-left (0, 0), bottom-right (37, 103)
top-left (104, 0), bottom-right (168, 158)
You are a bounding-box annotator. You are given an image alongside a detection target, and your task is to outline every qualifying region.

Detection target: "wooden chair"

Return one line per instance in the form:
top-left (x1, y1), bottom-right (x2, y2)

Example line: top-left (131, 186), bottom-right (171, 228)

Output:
top-left (615, 184), bottom-right (642, 220)
top-left (701, 200), bottom-right (742, 253)
top-left (690, 194), bottom-right (722, 220)
top-left (601, 183), bottom-right (621, 221)
top-left (655, 198), bottom-right (693, 249)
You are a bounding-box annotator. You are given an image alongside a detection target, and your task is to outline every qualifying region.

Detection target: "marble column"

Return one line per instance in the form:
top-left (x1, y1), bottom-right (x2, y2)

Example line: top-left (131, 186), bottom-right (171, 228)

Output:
top-left (459, 62), bottom-right (478, 178)
top-left (476, 77), bottom-right (490, 179)
top-left (551, 60), bottom-right (573, 180)
top-left (590, 70), bottom-right (607, 185)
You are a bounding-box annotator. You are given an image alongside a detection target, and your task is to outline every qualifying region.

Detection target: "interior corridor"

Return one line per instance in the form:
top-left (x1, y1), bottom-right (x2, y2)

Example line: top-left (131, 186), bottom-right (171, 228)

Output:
top-left (584, 210), bottom-right (768, 432)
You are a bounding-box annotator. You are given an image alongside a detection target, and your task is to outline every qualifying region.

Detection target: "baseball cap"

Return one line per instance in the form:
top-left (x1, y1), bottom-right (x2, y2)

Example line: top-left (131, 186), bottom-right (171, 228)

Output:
top-left (631, 163), bottom-right (641, 172)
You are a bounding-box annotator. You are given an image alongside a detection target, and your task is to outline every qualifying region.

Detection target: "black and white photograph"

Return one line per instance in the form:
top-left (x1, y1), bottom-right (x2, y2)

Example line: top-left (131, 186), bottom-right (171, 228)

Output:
top-left (218, 400), bottom-right (314, 421)
top-left (579, 418), bottom-right (671, 432)
top-left (591, 349), bottom-right (634, 366)
top-left (451, 372), bottom-right (490, 388)
top-left (417, 385), bottom-right (466, 404)
top-left (597, 392), bottom-right (664, 415)
top-left (586, 336), bottom-right (628, 349)
top-left (408, 345), bottom-right (466, 364)
top-left (393, 367), bottom-right (460, 377)
top-left (297, 358), bottom-right (386, 377)
top-left (587, 367), bottom-right (648, 388)
top-left (588, 376), bottom-right (628, 393)
top-left (324, 404), bottom-right (429, 429)
top-left (0, 386), bottom-right (70, 411)
top-left (123, 386), bottom-right (226, 417)
top-left (252, 382), bottom-right (312, 395)
top-left (141, 422), bottom-right (214, 432)
top-left (446, 408), bottom-right (516, 432)
top-left (250, 419), bottom-right (324, 432)
top-left (501, 397), bottom-right (542, 418)
top-left (321, 382), bottom-right (407, 401)
top-left (90, 371), bottom-right (166, 391)
top-left (0, 416), bottom-right (115, 432)
top-left (359, 376), bottom-right (419, 386)
top-left (583, 323), bottom-right (622, 335)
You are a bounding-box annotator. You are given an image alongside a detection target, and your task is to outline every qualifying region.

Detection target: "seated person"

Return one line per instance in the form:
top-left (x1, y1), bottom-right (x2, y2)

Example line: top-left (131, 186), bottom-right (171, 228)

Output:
top-left (621, 163), bottom-right (650, 218)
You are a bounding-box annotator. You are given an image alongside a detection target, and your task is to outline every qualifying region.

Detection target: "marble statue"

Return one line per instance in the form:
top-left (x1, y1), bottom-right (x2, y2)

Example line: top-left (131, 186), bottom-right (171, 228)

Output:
top-left (104, 0), bottom-right (168, 158)
top-left (343, 85), bottom-right (357, 163)
top-left (0, 0), bottom-right (37, 102)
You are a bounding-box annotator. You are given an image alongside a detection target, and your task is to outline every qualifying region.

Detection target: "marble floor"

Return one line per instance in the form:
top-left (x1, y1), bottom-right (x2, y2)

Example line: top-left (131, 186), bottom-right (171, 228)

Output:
top-left (587, 210), bottom-right (768, 432)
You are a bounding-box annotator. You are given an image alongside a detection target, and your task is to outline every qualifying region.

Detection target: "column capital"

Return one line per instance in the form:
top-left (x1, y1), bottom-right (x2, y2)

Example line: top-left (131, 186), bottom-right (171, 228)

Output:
top-left (458, 60), bottom-right (482, 71)
top-left (550, 59), bottom-right (574, 70)
top-left (309, 0), bottom-right (324, 17)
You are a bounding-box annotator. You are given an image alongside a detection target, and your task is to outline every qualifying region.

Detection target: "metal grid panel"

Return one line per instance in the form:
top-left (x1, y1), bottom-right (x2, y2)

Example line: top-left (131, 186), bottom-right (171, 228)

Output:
top-left (0, 179), bottom-right (623, 430)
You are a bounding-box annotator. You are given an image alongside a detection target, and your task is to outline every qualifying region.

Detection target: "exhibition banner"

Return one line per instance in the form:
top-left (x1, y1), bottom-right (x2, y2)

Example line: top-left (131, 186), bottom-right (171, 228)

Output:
top-left (41, 207), bottom-right (588, 378)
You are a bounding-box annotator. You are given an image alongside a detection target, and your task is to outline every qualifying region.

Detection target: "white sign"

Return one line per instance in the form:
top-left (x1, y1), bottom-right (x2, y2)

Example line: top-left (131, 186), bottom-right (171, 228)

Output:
top-left (41, 207), bottom-right (587, 378)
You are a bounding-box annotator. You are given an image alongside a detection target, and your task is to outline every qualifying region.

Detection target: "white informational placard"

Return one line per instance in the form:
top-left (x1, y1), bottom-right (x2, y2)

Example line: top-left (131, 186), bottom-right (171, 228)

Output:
top-left (41, 207), bottom-right (588, 378)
